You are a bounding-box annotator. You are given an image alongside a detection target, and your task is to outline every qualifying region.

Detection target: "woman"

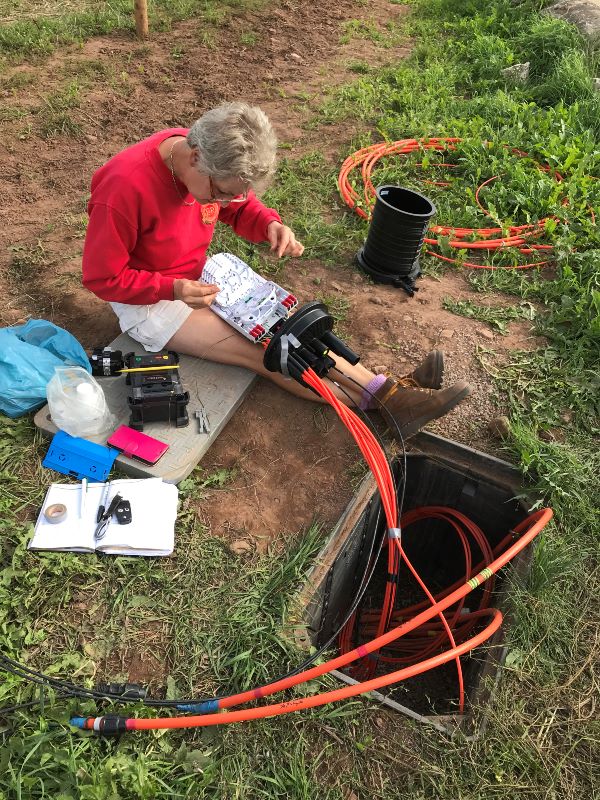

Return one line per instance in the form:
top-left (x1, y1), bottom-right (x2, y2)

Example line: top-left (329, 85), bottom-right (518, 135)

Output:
top-left (82, 102), bottom-right (470, 440)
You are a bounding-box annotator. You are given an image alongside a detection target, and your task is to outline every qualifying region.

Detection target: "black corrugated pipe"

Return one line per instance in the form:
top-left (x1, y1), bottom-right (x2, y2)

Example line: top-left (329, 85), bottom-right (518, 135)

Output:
top-left (356, 186), bottom-right (436, 296)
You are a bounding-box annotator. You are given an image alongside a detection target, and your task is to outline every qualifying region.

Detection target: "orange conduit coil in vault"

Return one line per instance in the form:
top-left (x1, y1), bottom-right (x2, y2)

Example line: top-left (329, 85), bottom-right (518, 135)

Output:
top-left (72, 367), bottom-right (553, 734)
top-left (338, 137), bottom-right (561, 270)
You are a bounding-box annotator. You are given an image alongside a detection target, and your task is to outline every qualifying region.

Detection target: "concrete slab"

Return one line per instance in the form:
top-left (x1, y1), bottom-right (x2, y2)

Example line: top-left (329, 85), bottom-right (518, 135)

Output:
top-left (546, 0), bottom-right (600, 41)
top-left (34, 333), bottom-right (256, 484)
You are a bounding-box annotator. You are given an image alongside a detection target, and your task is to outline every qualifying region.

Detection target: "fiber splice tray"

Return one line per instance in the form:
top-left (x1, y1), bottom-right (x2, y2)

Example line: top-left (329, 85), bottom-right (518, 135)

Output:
top-left (203, 253), bottom-right (297, 342)
top-left (42, 430), bottom-right (118, 481)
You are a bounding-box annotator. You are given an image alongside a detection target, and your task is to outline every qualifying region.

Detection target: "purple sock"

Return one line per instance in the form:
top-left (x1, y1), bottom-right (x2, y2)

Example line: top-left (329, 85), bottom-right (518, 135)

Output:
top-left (359, 374), bottom-right (387, 410)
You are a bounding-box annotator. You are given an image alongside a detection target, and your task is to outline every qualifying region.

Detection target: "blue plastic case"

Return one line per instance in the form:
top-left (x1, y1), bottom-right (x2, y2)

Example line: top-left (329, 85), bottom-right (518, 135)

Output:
top-left (42, 430), bottom-right (118, 481)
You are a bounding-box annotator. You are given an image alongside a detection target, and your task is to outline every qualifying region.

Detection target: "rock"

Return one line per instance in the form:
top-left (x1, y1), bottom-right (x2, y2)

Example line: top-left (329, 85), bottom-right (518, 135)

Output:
top-left (479, 328), bottom-right (495, 339)
top-left (370, 296), bottom-right (384, 305)
top-left (488, 416), bottom-right (511, 438)
top-left (417, 297), bottom-right (428, 304)
top-left (372, 364), bottom-right (388, 374)
top-left (289, 52), bottom-right (303, 62)
top-left (539, 429), bottom-right (556, 442)
top-left (402, 314), bottom-right (412, 322)
top-left (230, 539), bottom-right (253, 556)
top-left (594, 77), bottom-right (600, 92)
top-left (545, 0), bottom-right (600, 42)
top-left (330, 282), bottom-right (343, 291)
top-left (440, 328), bottom-right (454, 338)
top-left (352, 273), bottom-right (364, 284)
top-left (501, 62), bottom-right (530, 84)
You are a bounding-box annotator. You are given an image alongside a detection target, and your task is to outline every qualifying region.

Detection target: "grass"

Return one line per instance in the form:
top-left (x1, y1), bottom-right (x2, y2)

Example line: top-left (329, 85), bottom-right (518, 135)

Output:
top-left (1, 0), bottom-right (599, 797)
top-left (340, 19), bottom-right (385, 46)
top-left (263, 153), bottom-right (366, 265)
top-left (8, 242), bottom-right (54, 282)
top-left (39, 79), bottom-right (82, 138)
top-left (315, 294), bottom-right (351, 324)
top-left (239, 31), bottom-right (259, 47)
top-left (442, 297), bottom-right (537, 333)
top-left (0, 0), bottom-right (265, 68)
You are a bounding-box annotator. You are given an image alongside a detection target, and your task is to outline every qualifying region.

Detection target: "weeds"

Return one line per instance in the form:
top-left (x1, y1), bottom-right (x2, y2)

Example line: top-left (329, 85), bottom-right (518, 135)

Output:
top-left (239, 31), bottom-right (259, 47)
top-left (8, 242), bottom-right (53, 282)
top-left (315, 293), bottom-right (351, 324)
top-left (340, 19), bottom-right (385, 46)
top-left (39, 79), bottom-right (82, 138)
top-left (442, 297), bottom-right (537, 333)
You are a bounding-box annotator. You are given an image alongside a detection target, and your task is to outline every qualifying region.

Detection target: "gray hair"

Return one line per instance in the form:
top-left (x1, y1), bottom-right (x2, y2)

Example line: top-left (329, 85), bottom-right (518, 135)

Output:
top-left (187, 103), bottom-right (277, 191)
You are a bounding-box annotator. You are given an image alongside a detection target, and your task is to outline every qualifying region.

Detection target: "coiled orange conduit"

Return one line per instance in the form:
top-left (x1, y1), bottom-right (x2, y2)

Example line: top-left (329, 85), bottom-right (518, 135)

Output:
top-left (74, 368), bottom-right (552, 733)
top-left (338, 137), bottom-right (559, 269)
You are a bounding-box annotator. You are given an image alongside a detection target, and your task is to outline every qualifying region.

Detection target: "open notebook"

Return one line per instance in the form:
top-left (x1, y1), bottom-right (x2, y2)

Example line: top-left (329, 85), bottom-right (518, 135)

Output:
top-left (30, 478), bottom-right (178, 556)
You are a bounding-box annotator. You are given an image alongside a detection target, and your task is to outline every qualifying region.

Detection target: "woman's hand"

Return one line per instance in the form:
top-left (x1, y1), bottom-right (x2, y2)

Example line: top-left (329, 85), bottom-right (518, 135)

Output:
top-left (267, 221), bottom-right (305, 258)
top-left (174, 278), bottom-right (220, 309)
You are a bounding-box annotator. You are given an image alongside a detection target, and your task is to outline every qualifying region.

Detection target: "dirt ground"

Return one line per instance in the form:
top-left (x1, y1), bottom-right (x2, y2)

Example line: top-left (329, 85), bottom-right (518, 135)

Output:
top-left (0, 0), bottom-right (542, 551)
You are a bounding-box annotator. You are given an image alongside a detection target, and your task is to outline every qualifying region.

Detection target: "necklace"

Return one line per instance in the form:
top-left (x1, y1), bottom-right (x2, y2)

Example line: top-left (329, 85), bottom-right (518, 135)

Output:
top-left (168, 139), bottom-right (196, 207)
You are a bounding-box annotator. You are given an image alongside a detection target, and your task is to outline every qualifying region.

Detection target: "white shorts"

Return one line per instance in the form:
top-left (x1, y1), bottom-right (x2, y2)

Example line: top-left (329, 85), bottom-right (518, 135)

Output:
top-left (110, 300), bottom-right (193, 352)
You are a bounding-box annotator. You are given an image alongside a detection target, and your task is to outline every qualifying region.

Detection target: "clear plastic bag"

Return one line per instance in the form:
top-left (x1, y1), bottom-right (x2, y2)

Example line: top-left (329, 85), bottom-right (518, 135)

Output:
top-left (46, 367), bottom-right (116, 438)
top-left (0, 319), bottom-right (91, 418)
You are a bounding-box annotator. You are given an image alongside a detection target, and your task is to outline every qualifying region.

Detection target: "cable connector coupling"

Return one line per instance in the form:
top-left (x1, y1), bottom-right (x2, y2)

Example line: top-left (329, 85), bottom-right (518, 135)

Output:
top-left (70, 715), bottom-right (129, 735)
top-left (95, 682), bottom-right (148, 700)
top-left (176, 699), bottom-right (219, 714)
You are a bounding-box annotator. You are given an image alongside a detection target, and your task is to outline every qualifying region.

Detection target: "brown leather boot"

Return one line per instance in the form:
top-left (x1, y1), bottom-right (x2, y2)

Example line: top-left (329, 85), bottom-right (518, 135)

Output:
top-left (374, 378), bottom-right (471, 441)
top-left (404, 350), bottom-right (444, 390)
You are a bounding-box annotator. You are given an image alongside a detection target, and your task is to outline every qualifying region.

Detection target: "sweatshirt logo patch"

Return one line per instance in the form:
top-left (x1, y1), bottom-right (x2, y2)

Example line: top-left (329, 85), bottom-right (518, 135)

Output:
top-left (200, 203), bottom-right (219, 225)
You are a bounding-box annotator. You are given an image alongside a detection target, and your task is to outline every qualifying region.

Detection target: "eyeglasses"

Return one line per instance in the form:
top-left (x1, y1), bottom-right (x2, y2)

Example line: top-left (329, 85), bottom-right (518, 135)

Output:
top-left (208, 175), bottom-right (248, 204)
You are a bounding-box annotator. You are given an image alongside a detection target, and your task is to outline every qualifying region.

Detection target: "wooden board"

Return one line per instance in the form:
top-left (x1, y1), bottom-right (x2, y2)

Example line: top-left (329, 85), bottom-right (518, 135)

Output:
top-left (34, 333), bottom-right (255, 484)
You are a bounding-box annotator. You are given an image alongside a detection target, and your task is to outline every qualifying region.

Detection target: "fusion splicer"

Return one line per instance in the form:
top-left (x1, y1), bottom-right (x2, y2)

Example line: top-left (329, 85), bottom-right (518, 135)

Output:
top-left (202, 253), bottom-right (298, 342)
top-left (125, 351), bottom-right (189, 431)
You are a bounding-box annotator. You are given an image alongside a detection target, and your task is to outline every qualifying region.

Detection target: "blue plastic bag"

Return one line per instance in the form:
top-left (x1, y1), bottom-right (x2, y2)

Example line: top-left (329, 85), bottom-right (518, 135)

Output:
top-left (0, 320), bottom-right (91, 418)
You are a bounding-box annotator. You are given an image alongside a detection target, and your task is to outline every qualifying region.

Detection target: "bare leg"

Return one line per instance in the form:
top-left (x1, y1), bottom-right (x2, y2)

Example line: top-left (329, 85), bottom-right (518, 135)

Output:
top-left (165, 308), bottom-right (375, 406)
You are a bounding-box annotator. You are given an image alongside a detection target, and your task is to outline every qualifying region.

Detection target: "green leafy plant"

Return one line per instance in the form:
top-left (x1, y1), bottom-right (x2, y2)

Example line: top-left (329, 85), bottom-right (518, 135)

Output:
top-left (442, 297), bottom-right (537, 333)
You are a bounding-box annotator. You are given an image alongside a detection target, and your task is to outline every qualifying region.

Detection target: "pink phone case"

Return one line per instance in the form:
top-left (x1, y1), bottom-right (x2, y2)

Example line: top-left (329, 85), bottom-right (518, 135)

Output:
top-left (107, 425), bottom-right (169, 465)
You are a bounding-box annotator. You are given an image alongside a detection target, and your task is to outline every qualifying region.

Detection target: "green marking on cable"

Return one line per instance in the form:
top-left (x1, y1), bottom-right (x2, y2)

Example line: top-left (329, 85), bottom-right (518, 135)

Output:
top-left (480, 567), bottom-right (493, 582)
top-left (468, 577), bottom-right (479, 590)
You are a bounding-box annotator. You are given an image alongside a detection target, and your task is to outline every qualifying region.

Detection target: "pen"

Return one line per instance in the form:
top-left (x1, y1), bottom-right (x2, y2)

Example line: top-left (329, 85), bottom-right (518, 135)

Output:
top-left (117, 365), bottom-right (177, 373)
top-left (80, 478), bottom-right (87, 519)
top-left (96, 481), bottom-right (111, 523)
top-left (94, 493), bottom-right (122, 541)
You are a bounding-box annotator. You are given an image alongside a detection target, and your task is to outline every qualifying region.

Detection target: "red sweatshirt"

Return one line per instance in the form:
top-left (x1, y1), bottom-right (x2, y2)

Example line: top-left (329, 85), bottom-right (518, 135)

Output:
top-left (82, 127), bottom-right (282, 304)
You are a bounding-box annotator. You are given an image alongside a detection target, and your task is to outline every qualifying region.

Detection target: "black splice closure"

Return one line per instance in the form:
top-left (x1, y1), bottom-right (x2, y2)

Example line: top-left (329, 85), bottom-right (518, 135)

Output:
top-left (263, 302), bottom-right (360, 385)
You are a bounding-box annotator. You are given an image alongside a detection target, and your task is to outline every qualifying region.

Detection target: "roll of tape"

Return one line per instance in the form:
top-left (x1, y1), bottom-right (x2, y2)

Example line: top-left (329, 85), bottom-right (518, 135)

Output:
top-left (44, 503), bottom-right (68, 524)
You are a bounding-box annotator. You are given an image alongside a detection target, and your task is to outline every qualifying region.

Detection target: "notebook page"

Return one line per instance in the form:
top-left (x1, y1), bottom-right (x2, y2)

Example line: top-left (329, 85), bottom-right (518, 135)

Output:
top-left (94, 479), bottom-right (178, 557)
top-left (29, 482), bottom-right (105, 552)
